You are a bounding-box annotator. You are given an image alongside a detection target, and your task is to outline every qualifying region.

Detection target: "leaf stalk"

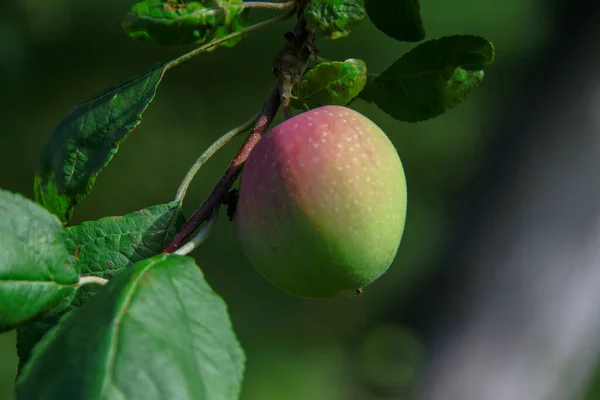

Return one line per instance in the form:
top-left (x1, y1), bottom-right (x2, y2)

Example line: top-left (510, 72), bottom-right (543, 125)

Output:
top-left (174, 114), bottom-right (259, 204)
top-left (165, 7), bottom-right (296, 71)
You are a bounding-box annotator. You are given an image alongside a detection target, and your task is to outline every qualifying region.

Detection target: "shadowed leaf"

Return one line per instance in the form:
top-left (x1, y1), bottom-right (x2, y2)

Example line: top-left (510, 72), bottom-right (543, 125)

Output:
top-left (359, 35), bottom-right (495, 122)
top-left (365, 0), bottom-right (425, 42)
top-left (34, 64), bottom-right (167, 223)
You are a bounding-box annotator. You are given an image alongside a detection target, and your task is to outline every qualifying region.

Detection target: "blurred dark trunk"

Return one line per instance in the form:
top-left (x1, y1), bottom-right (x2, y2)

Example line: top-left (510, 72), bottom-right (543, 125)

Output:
top-left (405, 1), bottom-right (600, 399)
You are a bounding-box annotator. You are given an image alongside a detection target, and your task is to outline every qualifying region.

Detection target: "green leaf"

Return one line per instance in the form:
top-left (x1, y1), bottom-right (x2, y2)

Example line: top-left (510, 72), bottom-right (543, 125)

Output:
top-left (16, 254), bottom-right (245, 400)
top-left (16, 202), bottom-right (185, 376)
top-left (0, 189), bottom-right (79, 333)
top-left (65, 201), bottom-right (185, 305)
top-left (34, 64), bottom-right (167, 223)
top-left (293, 59), bottom-right (368, 109)
top-left (305, 0), bottom-right (366, 40)
top-left (365, 0), bottom-right (425, 42)
top-left (359, 35), bottom-right (495, 123)
top-left (123, 0), bottom-right (250, 47)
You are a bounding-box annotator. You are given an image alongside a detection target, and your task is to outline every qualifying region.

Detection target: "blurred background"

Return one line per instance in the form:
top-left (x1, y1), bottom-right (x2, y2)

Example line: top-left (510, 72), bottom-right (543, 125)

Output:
top-left (3, 0), bottom-right (600, 399)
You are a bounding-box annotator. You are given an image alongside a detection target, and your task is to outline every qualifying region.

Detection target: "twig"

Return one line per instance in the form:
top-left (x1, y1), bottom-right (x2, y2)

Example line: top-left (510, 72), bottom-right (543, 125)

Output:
top-left (163, 0), bottom-right (316, 254)
top-left (163, 86), bottom-right (281, 253)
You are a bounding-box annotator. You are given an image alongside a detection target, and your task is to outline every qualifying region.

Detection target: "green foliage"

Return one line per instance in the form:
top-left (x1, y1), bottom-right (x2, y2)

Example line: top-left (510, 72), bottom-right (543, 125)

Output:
top-left (0, 189), bottom-right (79, 333)
top-left (123, 0), bottom-right (250, 47)
top-left (15, 202), bottom-right (186, 374)
top-left (359, 35), bottom-right (495, 122)
top-left (16, 254), bottom-right (245, 400)
top-left (34, 64), bottom-right (166, 223)
top-left (365, 0), bottom-right (425, 42)
top-left (293, 58), bottom-right (368, 109)
top-left (305, 0), bottom-right (366, 40)
top-left (65, 202), bottom-right (186, 305)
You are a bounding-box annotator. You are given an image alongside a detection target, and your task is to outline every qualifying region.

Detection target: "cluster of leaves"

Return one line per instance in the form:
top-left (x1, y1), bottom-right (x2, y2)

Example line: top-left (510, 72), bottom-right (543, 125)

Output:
top-left (1, 1), bottom-right (496, 399)
top-left (5, 46), bottom-right (245, 400)
top-left (2, 188), bottom-right (244, 398)
top-left (300, 0), bottom-right (496, 122)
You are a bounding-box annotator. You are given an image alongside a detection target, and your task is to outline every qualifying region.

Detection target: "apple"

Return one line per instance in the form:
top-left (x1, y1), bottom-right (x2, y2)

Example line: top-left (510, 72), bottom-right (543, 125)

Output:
top-left (235, 105), bottom-right (407, 298)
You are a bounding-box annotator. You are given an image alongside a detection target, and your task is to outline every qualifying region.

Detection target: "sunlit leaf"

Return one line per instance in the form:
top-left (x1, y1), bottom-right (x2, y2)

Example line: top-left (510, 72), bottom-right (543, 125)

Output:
top-left (16, 202), bottom-right (185, 375)
top-left (65, 201), bottom-right (185, 305)
top-left (293, 59), bottom-right (368, 109)
top-left (0, 189), bottom-right (79, 333)
top-left (17, 254), bottom-right (245, 400)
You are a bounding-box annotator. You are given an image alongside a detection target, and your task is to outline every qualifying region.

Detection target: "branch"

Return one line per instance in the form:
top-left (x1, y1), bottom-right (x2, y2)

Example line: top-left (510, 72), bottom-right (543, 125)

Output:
top-left (273, 0), bottom-right (317, 117)
top-left (174, 210), bottom-right (220, 256)
top-left (163, 0), bottom-right (316, 254)
top-left (163, 86), bottom-right (281, 253)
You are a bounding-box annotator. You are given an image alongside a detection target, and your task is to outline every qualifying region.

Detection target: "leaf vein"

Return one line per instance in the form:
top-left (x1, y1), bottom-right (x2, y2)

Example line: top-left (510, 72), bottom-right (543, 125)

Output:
top-left (99, 254), bottom-right (168, 397)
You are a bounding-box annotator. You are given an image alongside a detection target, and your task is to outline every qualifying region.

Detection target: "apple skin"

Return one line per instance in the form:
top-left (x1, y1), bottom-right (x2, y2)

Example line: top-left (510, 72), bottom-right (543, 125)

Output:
top-left (235, 105), bottom-right (407, 298)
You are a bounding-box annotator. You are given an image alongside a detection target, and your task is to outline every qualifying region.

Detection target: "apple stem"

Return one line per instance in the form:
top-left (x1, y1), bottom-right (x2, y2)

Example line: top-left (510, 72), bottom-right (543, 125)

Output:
top-left (163, 0), bottom-right (316, 254)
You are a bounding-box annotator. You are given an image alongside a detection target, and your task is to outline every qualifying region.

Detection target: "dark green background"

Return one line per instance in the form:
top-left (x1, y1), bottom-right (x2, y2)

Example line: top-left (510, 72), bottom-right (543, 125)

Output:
top-left (0, 1), bottom-right (573, 399)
